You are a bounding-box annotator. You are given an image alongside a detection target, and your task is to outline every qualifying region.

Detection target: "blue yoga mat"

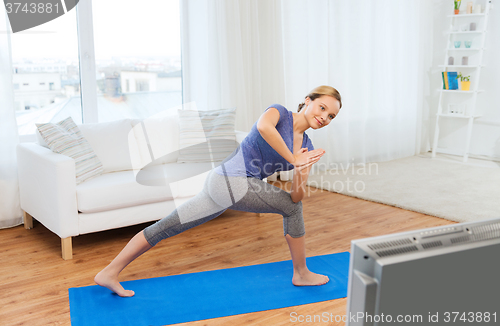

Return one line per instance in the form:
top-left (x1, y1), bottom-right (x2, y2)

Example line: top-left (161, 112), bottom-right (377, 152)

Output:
top-left (69, 252), bottom-right (350, 326)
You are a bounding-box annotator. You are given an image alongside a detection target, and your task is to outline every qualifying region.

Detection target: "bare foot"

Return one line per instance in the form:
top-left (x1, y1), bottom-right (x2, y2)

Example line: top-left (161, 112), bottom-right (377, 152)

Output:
top-left (292, 270), bottom-right (329, 286)
top-left (94, 270), bottom-right (135, 297)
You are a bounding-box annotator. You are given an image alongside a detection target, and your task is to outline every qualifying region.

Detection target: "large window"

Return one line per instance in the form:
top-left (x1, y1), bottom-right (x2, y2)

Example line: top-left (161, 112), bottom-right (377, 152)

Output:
top-left (11, 8), bottom-right (82, 136)
top-left (12, 0), bottom-right (182, 137)
top-left (91, 0), bottom-right (182, 122)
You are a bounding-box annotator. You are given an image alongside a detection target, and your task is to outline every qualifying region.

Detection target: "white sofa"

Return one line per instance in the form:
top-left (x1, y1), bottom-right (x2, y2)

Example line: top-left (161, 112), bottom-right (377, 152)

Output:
top-left (17, 113), bottom-right (256, 260)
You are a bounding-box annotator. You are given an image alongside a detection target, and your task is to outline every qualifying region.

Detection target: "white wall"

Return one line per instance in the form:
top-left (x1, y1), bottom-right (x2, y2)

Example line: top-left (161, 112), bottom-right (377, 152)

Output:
top-left (431, 0), bottom-right (500, 159)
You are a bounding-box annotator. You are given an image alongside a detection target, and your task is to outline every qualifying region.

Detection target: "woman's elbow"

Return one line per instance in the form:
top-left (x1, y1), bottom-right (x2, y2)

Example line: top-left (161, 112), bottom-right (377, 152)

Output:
top-left (256, 123), bottom-right (269, 136)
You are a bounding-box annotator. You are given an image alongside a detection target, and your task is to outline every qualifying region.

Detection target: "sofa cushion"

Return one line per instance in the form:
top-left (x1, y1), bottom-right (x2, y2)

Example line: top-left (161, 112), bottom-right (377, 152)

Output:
top-left (162, 161), bottom-right (221, 198)
top-left (36, 117), bottom-right (104, 185)
top-left (76, 161), bottom-right (224, 213)
top-left (79, 119), bottom-right (138, 174)
top-left (76, 169), bottom-right (178, 213)
top-left (131, 114), bottom-right (180, 169)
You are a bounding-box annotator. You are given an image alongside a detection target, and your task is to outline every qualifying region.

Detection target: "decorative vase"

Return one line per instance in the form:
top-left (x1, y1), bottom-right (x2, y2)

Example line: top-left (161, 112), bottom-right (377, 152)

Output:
top-left (466, 2), bottom-right (473, 14)
top-left (461, 81), bottom-right (471, 91)
top-left (455, 9), bottom-right (460, 14)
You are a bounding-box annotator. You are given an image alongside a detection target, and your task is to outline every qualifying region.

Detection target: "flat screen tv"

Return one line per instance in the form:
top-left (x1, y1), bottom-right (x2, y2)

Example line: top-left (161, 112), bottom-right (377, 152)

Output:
top-left (346, 217), bottom-right (500, 326)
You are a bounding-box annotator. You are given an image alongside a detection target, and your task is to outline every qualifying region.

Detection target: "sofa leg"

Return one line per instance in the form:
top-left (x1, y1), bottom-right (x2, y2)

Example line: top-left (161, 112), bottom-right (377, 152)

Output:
top-left (23, 211), bottom-right (33, 229)
top-left (257, 213), bottom-right (263, 217)
top-left (61, 237), bottom-right (73, 260)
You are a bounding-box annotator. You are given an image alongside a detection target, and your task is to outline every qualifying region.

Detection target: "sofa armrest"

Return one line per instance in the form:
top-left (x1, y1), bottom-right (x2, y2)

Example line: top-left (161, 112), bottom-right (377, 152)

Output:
top-left (17, 143), bottom-right (79, 239)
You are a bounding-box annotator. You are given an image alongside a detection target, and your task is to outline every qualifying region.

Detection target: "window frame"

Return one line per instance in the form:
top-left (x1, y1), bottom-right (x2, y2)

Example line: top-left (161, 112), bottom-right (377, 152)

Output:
top-left (19, 0), bottom-right (182, 142)
top-left (76, 0), bottom-right (98, 125)
top-left (19, 0), bottom-right (97, 143)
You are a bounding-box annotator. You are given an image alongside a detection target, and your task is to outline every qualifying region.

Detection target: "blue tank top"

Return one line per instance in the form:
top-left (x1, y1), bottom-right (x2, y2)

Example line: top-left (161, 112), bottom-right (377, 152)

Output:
top-left (214, 104), bottom-right (314, 180)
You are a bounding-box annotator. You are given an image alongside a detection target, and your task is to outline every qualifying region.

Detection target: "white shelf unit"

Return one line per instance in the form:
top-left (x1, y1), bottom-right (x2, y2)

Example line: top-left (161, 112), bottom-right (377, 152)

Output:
top-left (446, 13), bottom-right (486, 17)
top-left (437, 113), bottom-right (483, 119)
top-left (431, 1), bottom-right (492, 162)
top-left (447, 48), bottom-right (486, 51)
top-left (438, 65), bottom-right (484, 68)
top-left (447, 31), bottom-right (485, 34)
top-left (437, 89), bottom-right (485, 93)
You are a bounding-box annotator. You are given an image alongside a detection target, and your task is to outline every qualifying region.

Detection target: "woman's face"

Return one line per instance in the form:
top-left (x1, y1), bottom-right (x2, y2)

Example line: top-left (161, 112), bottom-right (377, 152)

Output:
top-left (303, 95), bottom-right (341, 129)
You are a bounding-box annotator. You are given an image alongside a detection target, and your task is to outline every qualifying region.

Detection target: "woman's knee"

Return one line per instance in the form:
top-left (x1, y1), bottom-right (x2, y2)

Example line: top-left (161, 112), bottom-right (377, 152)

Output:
top-left (283, 213), bottom-right (305, 238)
top-left (287, 200), bottom-right (303, 217)
top-left (282, 200), bottom-right (304, 237)
top-left (143, 209), bottom-right (182, 246)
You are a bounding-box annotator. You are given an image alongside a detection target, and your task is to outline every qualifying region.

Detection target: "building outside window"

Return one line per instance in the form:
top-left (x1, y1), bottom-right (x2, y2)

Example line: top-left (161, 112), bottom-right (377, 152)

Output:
top-left (11, 8), bottom-right (82, 136)
top-left (92, 0), bottom-right (182, 122)
top-left (11, 0), bottom-right (182, 136)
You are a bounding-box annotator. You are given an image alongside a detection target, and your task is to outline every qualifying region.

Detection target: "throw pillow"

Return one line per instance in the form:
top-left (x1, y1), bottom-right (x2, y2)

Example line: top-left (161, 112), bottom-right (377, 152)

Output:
top-left (35, 128), bottom-right (49, 148)
top-left (177, 108), bottom-right (237, 163)
top-left (79, 119), bottom-right (137, 174)
top-left (36, 117), bottom-right (104, 185)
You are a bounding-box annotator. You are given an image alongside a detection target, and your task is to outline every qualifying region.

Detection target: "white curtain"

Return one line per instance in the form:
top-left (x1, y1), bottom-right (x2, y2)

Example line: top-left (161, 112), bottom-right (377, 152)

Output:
top-left (181, 0), bottom-right (434, 165)
top-left (0, 9), bottom-right (23, 228)
top-left (180, 0), bottom-right (286, 132)
top-left (281, 0), bottom-right (434, 165)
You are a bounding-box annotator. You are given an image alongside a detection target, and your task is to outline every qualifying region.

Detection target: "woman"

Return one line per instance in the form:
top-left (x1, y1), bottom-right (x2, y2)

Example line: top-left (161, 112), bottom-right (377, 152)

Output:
top-left (95, 85), bottom-right (342, 297)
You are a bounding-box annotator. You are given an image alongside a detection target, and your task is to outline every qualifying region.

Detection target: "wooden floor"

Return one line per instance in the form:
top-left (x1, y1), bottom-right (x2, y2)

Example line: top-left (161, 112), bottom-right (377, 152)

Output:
top-left (0, 180), bottom-right (455, 326)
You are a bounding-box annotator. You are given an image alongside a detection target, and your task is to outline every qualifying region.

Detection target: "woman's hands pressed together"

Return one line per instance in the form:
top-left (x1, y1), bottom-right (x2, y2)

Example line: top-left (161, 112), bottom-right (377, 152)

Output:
top-left (292, 148), bottom-right (325, 172)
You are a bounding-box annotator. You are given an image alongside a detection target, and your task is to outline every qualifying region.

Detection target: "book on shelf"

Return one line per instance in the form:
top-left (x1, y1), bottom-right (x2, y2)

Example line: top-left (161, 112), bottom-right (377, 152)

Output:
top-left (442, 71), bottom-right (458, 90)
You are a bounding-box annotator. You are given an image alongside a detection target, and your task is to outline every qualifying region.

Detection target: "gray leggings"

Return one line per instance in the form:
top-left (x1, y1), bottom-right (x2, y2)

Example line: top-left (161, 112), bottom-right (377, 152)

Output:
top-left (143, 169), bottom-right (305, 247)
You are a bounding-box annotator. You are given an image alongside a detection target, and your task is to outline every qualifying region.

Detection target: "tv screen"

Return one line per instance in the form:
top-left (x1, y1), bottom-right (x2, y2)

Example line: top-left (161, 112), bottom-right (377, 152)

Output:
top-left (346, 217), bottom-right (500, 326)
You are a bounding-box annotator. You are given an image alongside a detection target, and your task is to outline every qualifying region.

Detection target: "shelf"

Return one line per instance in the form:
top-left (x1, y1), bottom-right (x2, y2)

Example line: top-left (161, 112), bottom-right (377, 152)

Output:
top-left (448, 31), bottom-right (485, 34)
top-left (438, 65), bottom-right (482, 68)
top-left (438, 89), bottom-right (485, 93)
top-left (434, 3), bottom-right (491, 164)
top-left (437, 113), bottom-right (482, 119)
top-left (447, 48), bottom-right (483, 51)
top-left (447, 13), bottom-right (486, 18)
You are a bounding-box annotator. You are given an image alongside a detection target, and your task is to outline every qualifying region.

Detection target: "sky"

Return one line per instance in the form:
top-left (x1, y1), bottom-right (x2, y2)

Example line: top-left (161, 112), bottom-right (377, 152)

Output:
top-left (8, 0), bottom-right (181, 60)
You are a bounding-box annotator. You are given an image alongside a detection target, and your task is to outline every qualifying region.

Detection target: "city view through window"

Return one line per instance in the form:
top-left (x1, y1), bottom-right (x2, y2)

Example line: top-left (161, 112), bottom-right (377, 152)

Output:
top-left (11, 0), bottom-right (182, 136)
